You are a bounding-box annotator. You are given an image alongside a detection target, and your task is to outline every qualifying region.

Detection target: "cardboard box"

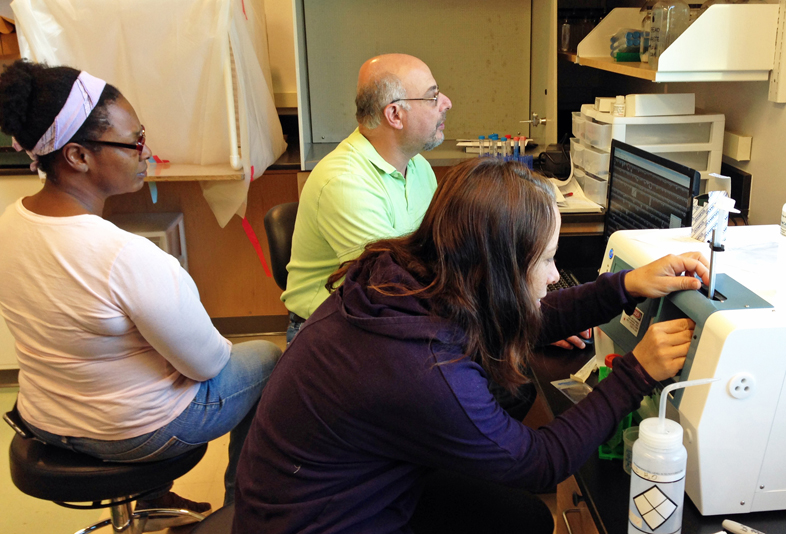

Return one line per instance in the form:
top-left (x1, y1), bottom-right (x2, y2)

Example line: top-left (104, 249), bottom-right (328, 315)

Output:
top-left (0, 17), bottom-right (19, 58)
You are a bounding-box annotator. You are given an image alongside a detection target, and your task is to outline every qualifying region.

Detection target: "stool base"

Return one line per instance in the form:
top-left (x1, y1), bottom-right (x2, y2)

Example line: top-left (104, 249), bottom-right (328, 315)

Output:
top-left (74, 500), bottom-right (207, 534)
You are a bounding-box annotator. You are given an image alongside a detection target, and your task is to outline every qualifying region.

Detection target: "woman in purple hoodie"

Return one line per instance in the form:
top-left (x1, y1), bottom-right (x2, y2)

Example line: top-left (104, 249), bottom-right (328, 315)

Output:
top-left (233, 158), bottom-right (708, 534)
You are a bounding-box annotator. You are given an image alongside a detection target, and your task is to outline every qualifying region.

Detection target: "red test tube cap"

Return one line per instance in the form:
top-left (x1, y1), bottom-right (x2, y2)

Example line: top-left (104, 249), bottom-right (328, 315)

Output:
top-left (605, 353), bottom-right (623, 368)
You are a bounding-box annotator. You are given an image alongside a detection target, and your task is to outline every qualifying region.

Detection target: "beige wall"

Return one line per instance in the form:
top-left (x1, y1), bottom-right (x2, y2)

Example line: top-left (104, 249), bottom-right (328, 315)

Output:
top-left (265, 0), bottom-right (297, 107)
top-left (686, 81), bottom-right (786, 225)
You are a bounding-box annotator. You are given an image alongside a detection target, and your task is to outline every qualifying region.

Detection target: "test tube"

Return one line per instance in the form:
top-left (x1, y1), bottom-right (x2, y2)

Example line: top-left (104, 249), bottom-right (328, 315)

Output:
top-left (478, 135), bottom-right (485, 158)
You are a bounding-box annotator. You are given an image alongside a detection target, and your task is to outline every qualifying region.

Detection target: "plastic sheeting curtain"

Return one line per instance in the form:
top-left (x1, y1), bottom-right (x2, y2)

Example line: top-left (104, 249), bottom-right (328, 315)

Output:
top-left (11, 0), bottom-right (286, 227)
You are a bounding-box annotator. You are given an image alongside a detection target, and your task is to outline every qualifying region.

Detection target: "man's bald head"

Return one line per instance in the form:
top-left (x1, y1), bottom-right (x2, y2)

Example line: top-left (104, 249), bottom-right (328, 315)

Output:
top-left (355, 54), bottom-right (430, 129)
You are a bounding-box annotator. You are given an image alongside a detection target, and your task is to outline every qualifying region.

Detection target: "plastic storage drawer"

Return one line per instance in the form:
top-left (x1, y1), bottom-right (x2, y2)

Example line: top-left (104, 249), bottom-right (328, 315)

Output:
top-left (574, 168), bottom-right (586, 189)
top-left (622, 121), bottom-right (713, 146)
top-left (581, 144), bottom-right (610, 176)
top-left (570, 137), bottom-right (584, 168)
top-left (583, 171), bottom-right (609, 207)
top-left (651, 150), bottom-right (710, 172)
top-left (584, 120), bottom-right (612, 150)
top-left (572, 112), bottom-right (585, 140)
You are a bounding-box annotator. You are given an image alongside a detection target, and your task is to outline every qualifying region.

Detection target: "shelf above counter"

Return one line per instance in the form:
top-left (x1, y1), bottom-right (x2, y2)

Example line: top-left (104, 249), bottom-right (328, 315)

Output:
top-left (574, 4), bottom-right (780, 83)
top-left (145, 163), bottom-right (244, 182)
top-left (560, 53), bottom-right (660, 81)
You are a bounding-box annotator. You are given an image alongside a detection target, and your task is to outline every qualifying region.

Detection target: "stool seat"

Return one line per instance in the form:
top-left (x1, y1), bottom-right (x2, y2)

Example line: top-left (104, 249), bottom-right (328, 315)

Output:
top-left (9, 434), bottom-right (207, 503)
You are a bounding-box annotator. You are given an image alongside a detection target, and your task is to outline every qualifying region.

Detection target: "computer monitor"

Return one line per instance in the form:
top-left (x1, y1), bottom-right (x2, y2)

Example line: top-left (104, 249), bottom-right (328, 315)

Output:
top-left (605, 140), bottom-right (701, 242)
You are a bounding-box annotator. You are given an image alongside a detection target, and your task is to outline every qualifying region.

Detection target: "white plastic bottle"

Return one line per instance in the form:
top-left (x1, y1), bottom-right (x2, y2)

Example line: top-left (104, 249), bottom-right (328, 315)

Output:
top-left (613, 95), bottom-right (626, 117)
top-left (627, 379), bottom-right (715, 534)
top-left (781, 202), bottom-right (786, 236)
top-left (627, 417), bottom-right (687, 533)
top-left (648, 0), bottom-right (691, 69)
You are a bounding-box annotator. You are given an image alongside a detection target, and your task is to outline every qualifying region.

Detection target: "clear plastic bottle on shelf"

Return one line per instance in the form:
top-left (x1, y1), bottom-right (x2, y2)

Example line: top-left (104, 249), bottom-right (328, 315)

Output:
top-left (639, 0), bottom-right (658, 62)
top-left (648, 0), bottom-right (691, 70)
top-left (561, 18), bottom-right (571, 52)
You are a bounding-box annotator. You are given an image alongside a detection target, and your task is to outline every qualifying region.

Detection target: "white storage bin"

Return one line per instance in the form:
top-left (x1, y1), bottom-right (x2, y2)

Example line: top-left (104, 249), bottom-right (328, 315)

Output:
top-left (570, 137), bottom-right (584, 168)
top-left (581, 144), bottom-right (610, 176)
top-left (583, 171), bottom-right (609, 207)
top-left (584, 120), bottom-right (612, 150)
top-left (622, 122), bottom-right (713, 145)
top-left (572, 112), bottom-right (585, 139)
top-left (587, 110), bottom-right (724, 181)
top-left (652, 150), bottom-right (710, 172)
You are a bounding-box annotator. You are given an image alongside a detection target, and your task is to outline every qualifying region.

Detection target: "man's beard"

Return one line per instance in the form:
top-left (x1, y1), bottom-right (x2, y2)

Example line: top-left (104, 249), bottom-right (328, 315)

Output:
top-left (422, 132), bottom-right (444, 152)
top-left (422, 112), bottom-right (447, 152)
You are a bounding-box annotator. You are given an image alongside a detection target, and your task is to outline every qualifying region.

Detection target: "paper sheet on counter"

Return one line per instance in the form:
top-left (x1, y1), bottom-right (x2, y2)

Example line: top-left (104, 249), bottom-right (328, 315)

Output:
top-left (549, 176), bottom-right (603, 214)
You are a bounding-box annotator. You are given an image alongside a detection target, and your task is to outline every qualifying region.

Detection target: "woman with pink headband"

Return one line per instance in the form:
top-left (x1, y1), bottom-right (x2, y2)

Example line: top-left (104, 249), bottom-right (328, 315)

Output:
top-left (0, 60), bottom-right (282, 528)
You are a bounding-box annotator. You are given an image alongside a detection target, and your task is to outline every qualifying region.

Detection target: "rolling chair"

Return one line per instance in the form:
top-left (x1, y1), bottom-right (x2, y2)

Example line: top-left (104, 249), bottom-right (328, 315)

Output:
top-left (263, 201), bottom-right (298, 291)
top-left (4, 403), bottom-right (208, 534)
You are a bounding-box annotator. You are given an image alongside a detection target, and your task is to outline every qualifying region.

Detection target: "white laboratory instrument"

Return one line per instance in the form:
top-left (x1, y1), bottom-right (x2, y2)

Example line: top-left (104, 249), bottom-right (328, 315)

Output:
top-left (597, 225), bottom-right (786, 516)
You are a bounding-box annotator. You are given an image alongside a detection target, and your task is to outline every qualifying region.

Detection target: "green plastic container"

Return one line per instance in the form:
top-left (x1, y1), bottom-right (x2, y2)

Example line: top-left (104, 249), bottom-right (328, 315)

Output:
top-left (598, 365), bottom-right (634, 460)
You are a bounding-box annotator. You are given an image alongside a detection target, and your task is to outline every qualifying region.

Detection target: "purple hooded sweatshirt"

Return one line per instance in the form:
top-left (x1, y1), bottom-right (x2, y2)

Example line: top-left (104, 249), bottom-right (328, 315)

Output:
top-left (233, 252), bottom-right (656, 534)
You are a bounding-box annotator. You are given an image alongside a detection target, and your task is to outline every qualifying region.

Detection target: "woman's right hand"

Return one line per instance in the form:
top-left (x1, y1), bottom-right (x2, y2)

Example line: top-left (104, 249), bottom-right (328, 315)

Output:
top-left (631, 318), bottom-right (696, 381)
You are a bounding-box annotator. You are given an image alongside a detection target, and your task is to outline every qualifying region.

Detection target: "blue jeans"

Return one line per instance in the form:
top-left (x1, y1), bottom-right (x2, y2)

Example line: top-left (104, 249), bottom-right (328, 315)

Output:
top-left (26, 340), bottom-right (281, 505)
top-left (286, 314), bottom-right (304, 344)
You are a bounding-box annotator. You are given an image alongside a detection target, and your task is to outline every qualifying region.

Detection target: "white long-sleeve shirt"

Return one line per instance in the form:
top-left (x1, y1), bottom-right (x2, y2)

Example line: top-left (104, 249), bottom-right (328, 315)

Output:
top-left (0, 199), bottom-right (231, 440)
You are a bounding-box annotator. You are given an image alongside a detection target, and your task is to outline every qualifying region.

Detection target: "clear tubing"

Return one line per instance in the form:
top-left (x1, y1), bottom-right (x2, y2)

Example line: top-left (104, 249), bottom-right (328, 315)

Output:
top-left (658, 378), bottom-right (718, 432)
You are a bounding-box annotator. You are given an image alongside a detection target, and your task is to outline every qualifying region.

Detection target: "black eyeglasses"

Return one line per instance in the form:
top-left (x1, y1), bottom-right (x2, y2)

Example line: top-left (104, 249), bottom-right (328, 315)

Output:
top-left (84, 126), bottom-right (146, 153)
top-left (390, 90), bottom-right (440, 106)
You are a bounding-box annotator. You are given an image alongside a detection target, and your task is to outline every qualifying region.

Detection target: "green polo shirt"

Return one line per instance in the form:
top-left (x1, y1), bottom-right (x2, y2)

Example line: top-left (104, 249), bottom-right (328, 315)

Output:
top-left (282, 128), bottom-right (437, 319)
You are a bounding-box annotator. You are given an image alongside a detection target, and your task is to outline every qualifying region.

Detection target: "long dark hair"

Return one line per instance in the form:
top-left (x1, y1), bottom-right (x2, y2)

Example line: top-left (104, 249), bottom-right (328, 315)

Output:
top-left (0, 60), bottom-right (121, 181)
top-left (327, 158), bottom-right (557, 391)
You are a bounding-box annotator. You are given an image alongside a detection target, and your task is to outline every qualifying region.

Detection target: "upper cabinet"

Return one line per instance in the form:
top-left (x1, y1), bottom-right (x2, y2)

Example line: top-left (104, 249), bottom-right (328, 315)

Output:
top-left (574, 4), bottom-right (779, 83)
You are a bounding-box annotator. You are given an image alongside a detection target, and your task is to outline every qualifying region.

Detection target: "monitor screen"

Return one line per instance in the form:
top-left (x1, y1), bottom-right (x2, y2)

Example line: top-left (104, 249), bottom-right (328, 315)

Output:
top-left (605, 140), bottom-right (701, 242)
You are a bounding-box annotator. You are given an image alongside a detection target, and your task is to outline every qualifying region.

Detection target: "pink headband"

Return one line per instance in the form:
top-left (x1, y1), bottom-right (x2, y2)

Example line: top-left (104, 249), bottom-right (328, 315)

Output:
top-left (13, 71), bottom-right (107, 172)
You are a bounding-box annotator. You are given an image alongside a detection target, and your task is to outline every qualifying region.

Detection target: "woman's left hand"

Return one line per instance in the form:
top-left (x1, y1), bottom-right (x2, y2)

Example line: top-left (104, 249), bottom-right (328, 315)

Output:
top-left (624, 251), bottom-right (710, 299)
top-left (551, 329), bottom-right (592, 350)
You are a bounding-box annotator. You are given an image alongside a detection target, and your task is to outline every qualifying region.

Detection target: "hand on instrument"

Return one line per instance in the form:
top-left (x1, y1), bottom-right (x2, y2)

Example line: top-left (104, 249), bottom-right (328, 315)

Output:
top-left (551, 329), bottom-right (592, 350)
top-left (632, 318), bottom-right (695, 381)
top-left (624, 252), bottom-right (710, 299)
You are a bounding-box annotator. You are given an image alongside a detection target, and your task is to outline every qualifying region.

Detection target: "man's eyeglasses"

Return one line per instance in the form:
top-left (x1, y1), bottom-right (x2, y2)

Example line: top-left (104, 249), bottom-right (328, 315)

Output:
top-left (84, 126), bottom-right (146, 153)
top-left (390, 90), bottom-right (440, 106)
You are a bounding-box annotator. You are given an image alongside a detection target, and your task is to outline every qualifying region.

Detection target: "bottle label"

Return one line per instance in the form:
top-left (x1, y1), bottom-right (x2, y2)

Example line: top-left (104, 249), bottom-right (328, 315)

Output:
top-left (628, 464), bottom-right (685, 534)
top-left (631, 461), bottom-right (684, 483)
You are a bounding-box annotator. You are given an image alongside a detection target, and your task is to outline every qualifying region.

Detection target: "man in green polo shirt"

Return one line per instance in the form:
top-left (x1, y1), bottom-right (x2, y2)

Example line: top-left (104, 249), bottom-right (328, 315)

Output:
top-left (282, 54), bottom-right (451, 342)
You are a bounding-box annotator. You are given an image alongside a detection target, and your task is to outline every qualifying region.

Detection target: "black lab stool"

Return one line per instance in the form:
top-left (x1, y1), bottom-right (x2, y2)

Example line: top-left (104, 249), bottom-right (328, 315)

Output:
top-left (5, 405), bottom-right (208, 533)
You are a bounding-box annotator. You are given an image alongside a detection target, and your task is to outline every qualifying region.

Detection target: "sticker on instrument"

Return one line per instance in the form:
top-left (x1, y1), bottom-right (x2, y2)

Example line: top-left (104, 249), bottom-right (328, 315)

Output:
top-left (620, 307), bottom-right (643, 336)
